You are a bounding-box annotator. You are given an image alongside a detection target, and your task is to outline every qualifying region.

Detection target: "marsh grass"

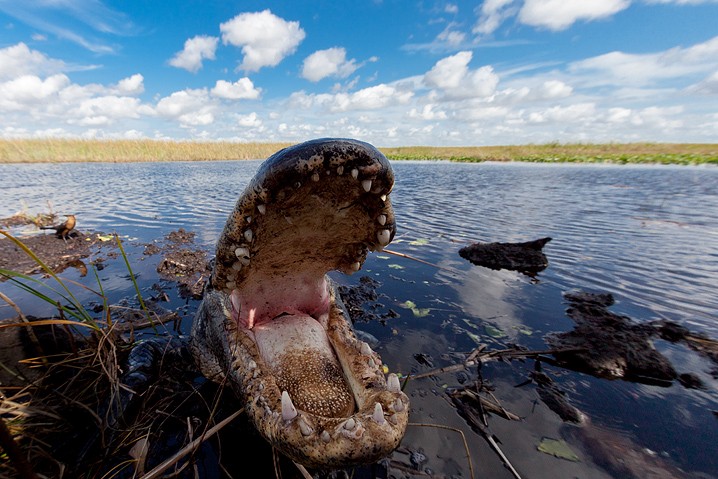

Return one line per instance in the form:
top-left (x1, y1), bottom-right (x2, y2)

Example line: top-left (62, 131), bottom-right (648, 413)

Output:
top-left (1, 139), bottom-right (716, 164)
top-left (0, 232), bottom-right (213, 478)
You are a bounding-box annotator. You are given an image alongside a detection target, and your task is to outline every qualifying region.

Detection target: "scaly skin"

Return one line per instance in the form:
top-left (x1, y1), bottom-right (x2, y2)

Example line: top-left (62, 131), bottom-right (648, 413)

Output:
top-left (190, 138), bottom-right (409, 469)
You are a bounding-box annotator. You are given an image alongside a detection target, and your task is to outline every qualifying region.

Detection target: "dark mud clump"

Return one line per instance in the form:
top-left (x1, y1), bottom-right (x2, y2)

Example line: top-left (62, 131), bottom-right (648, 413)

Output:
top-left (547, 292), bottom-right (677, 384)
top-left (336, 275), bottom-right (399, 324)
top-left (145, 228), bottom-right (211, 299)
top-left (458, 237), bottom-right (552, 275)
top-left (0, 230), bottom-right (115, 278)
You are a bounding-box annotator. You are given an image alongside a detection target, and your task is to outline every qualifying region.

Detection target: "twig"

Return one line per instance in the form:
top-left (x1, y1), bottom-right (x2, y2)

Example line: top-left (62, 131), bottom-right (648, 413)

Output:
top-left (138, 407), bottom-right (243, 479)
top-left (408, 422), bottom-right (474, 479)
top-left (382, 248), bottom-right (460, 274)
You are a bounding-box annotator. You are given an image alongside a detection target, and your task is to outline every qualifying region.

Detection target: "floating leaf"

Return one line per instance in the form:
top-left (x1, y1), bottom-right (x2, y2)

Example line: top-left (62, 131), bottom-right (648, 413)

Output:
top-left (376, 255), bottom-right (390, 260)
top-left (466, 330), bottom-right (482, 345)
top-left (484, 324), bottom-right (506, 338)
top-left (399, 300), bottom-right (431, 317)
top-left (461, 318), bottom-right (480, 330)
top-left (95, 234), bottom-right (114, 242)
top-left (382, 365), bottom-right (389, 374)
top-left (537, 438), bottom-right (580, 462)
top-left (401, 300), bottom-right (417, 309)
top-left (409, 238), bottom-right (430, 246)
top-left (388, 264), bottom-right (405, 269)
top-left (514, 325), bottom-right (533, 335)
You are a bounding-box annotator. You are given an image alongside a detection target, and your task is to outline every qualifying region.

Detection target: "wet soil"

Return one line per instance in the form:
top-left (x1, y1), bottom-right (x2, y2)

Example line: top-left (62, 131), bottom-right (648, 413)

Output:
top-left (458, 237), bottom-right (552, 275)
top-left (144, 228), bottom-right (211, 299)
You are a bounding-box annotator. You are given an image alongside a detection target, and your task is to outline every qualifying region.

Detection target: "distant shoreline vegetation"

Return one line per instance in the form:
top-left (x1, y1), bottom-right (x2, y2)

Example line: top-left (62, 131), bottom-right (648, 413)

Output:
top-left (1, 139), bottom-right (716, 165)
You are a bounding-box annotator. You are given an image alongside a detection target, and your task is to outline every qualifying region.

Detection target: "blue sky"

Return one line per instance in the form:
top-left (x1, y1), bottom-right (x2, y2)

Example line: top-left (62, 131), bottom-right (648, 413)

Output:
top-left (1, 0), bottom-right (717, 146)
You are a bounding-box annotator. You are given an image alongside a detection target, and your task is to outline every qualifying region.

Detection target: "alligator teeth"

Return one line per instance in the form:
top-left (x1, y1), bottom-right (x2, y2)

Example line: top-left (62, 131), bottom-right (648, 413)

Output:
top-left (298, 417), bottom-right (313, 436)
top-left (245, 216), bottom-right (252, 224)
top-left (380, 194), bottom-right (387, 201)
top-left (344, 418), bottom-right (356, 430)
top-left (311, 172), bottom-right (320, 182)
top-left (393, 398), bottom-right (404, 412)
top-left (377, 214), bottom-right (387, 226)
top-left (321, 430), bottom-right (331, 443)
top-left (337, 166), bottom-right (344, 175)
top-left (243, 229), bottom-right (253, 242)
top-left (281, 391), bottom-right (297, 421)
top-left (351, 168), bottom-right (358, 179)
top-left (351, 261), bottom-right (361, 272)
top-left (360, 342), bottom-right (372, 356)
top-left (226, 281), bottom-right (236, 289)
top-left (377, 229), bottom-right (391, 246)
top-left (232, 261), bottom-right (242, 271)
top-left (362, 179), bottom-right (372, 192)
top-left (257, 204), bottom-right (266, 215)
top-left (235, 247), bottom-right (250, 259)
top-left (387, 373), bottom-right (401, 393)
top-left (372, 403), bottom-right (385, 425)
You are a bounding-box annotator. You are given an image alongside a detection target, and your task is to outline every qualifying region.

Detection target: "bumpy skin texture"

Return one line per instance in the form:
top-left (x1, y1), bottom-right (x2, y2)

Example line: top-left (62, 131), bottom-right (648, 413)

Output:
top-left (191, 139), bottom-right (409, 469)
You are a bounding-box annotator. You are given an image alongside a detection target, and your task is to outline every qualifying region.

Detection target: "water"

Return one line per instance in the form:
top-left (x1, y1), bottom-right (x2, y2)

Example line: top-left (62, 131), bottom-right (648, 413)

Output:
top-left (2, 160), bottom-right (717, 477)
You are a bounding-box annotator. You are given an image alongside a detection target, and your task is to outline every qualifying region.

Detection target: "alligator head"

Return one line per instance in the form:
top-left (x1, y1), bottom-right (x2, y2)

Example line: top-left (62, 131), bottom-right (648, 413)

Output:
top-left (191, 138), bottom-right (409, 469)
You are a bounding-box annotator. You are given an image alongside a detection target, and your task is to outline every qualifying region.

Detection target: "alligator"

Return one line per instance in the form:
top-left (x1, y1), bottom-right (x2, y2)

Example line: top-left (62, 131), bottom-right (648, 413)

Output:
top-left (190, 138), bottom-right (410, 469)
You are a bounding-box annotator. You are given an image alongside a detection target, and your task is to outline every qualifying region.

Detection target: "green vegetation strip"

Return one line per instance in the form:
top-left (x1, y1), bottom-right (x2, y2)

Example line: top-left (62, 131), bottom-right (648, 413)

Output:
top-left (1, 139), bottom-right (716, 165)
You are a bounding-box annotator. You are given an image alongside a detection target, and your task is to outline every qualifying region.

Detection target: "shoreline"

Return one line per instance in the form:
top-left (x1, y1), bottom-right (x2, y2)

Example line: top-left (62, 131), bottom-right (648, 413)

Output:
top-left (1, 139), bottom-right (716, 165)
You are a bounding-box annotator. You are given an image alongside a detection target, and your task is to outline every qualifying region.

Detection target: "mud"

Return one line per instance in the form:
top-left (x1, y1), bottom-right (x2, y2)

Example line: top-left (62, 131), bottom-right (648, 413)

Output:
top-left (458, 237), bottom-right (552, 275)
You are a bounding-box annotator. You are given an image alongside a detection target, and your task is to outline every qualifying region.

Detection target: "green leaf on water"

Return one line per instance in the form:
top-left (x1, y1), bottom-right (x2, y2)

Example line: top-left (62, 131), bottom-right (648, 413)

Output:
top-left (409, 238), bottom-right (430, 246)
top-left (514, 325), bottom-right (533, 335)
top-left (484, 324), bottom-right (506, 338)
top-left (376, 255), bottom-right (390, 260)
top-left (399, 300), bottom-right (431, 317)
top-left (466, 331), bottom-right (482, 345)
top-left (388, 264), bottom-right (405, 269)
top-left (537, 438), bottom-right (580, 462)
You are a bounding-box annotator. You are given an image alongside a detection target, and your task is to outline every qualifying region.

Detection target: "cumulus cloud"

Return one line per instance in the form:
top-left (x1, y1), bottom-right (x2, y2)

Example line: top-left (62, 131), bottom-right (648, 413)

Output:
top-left (424, 51), bottom-right (500, 99)
top-left (237, 112), bottom-right (262, 127)
top-left (169, 35), bottom-right (219, 73)
top-left (0, 43), bottom-right (68, 80)
top-left (115, 74), bottom-right (144, 95)
top-left (155, 88), bottom-right (216, 127)
top-left (211, 78), bottom-right (261, 100)
top-left (0, 74), bottom-right (70, 110)
top-left (518, 0), bottom-right (630, 31)
top-left (220, 10), bottom-right (305, 72)
top-left (289, 83), bottom-right (413, 113)
top-left (301, 47), bottom-right (358, 82)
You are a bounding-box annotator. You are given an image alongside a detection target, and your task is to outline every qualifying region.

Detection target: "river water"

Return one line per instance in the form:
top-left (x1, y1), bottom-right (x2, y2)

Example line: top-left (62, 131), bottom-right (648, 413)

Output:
top-left (1, 160), bottom-right (717, 478)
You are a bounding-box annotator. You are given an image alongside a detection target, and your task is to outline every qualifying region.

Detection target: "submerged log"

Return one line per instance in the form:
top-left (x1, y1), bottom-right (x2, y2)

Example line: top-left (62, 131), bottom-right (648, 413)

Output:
top-left (458, 237), bottom-right (552, 275)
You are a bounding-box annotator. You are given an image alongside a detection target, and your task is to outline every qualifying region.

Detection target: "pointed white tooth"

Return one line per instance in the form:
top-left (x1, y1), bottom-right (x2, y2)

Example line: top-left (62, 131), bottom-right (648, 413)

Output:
top-left (232, 261), bottom-right (243, 271)
top-left (360, 342), bottom-right (372, 356)
top-left (321, 430), bottom-right (331, 443)
top-left (344, 418), bottom-right (356, 430)
top-left (298, 417), bottom-right (313, 436)
top-left (239, 257), bottom-right (250, 266)
top-left (248, 360), bottom-right (257, 370)
top-left (380, 194), bottom-right (387, 201)
top-left (257, 204), bottom-right (266, 215)
top-left (368, 358), bottom-right (376, 367)
top-left (281, 391), bottom-right (297, 421)
top-left (243, 229), bottom-right (253, 242)
top-left (393, 398), bottom-right (405, 412)
top-left (245, 216), bottom-right (252, 224)
top-left (387, 373), bottom-right (400, 393)
top-left (377, 214), bottom-right (387, 226)
top-left (226, 280), bottom-right (235, 289)
top-left (372, 403), bottom-right (385, 425)
top-left (235, 247), bottom-right (249, 259)
top-left (337, 166), bottom-right (344, 175)
top-left (351, 261), bottom-right (360, 272)
top-left (351, 168), bottom-right (358, 179)
top-left (311, 172), bottom-right (320, 182)
top-left (377, 229), bottom-right (391, 246)
top-left (362, 179), bottom-right (372, 192)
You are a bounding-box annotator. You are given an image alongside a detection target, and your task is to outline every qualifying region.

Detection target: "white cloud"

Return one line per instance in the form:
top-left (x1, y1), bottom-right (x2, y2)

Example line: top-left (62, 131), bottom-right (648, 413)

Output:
top-left (115, 74), bottom-right (144, 95)
top-left (70, 96), bottom-right (150, 126)
top-left (518, 0), bottom-right (630, 31)
top-left (473, 0), bottom-right (517, 36)
top-left (155, 88), bottom-right (217, 127)
top-left (424, 51), bottom-right (500, 99)
top-left (211, 78), bottom-right (261, 100)
top-left (688, 70), bottom-right (718, 94)
top-left (569, 36), bottom-right (718, 86)
top-left (445, 3), bottom-right (459, 13)
top-left (527, 103), bottom-right (597, 123)
top-left (0, 43), bottom-right (67, 80)
top-left (220, 10), bottom-right (305, 72)
top-left (289, 83), bottom-right (414, 113)
top-left (408, 104), bottom-right (448, 120)
top-left (436, 23), bottom-right (466, 47)
top-left (237, 112), bottom-right (262, 127)
top-left (0, 74), bottom-right (70, 110)
top-left (301, 47), bottom-right (358, 82)
top-left (169, 35), bottom-right (219, 73)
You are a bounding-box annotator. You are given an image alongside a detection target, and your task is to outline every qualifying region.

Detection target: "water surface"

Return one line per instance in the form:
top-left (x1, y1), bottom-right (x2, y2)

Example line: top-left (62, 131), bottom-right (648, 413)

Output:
top-left (2, 160), bottom-right (717, 478)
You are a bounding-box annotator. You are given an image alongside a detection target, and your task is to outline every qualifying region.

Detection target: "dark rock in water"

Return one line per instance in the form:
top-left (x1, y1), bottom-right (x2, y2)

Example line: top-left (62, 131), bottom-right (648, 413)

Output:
top-left (458, 237), bottom-right (552, 275)
top-left (547, 292), bottom-right (677, 384)
top-left (677, 373), bottom-right (705, 389)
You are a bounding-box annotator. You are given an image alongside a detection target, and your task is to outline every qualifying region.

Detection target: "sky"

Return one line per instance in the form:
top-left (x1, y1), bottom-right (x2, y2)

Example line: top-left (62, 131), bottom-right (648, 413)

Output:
top-left (1, 0), bottom-right (717, 146)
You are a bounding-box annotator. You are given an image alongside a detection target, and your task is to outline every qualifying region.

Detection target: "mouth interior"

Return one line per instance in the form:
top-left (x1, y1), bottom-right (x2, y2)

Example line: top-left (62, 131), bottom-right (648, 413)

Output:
top-left (223, 160), bottom-right (392, 418)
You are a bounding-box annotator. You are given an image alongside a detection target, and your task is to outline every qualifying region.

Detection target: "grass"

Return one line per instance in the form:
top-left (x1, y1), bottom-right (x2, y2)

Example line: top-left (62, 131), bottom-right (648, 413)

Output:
top-left (0, 139), bottom-right (717, 165)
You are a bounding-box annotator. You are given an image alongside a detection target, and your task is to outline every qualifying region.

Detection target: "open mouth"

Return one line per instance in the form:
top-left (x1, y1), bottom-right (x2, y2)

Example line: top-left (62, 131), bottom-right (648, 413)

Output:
top-left (193, 138), bottom-right (409, 468)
